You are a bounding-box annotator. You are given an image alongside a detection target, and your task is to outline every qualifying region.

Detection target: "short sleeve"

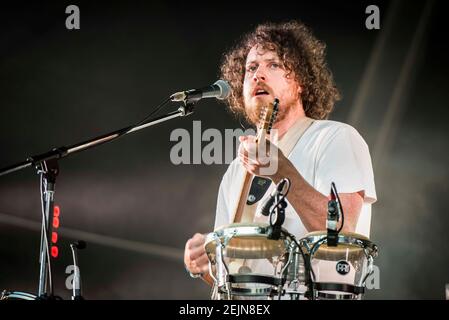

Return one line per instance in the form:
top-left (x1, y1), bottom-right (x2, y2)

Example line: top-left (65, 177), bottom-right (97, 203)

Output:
top-left (314, 125), bottom-right (377, 204)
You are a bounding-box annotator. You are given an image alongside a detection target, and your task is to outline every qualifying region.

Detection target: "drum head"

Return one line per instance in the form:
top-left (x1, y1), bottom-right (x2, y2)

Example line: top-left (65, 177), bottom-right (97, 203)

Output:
top-left (205, 222), bottom-right (291, 259)
top-left (300, 231), bottom-right (378, 299)
top-left (301, 231), bottom-right (377, 260)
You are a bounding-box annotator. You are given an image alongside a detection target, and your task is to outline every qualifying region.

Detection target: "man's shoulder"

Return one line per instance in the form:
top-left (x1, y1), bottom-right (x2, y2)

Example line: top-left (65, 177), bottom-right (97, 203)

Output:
top-left (305, 119), bottom-right (370, 158)
top-left (310, 119), bottom-right (357, 133)
top-left (307, 119), bottom-right (364, 141)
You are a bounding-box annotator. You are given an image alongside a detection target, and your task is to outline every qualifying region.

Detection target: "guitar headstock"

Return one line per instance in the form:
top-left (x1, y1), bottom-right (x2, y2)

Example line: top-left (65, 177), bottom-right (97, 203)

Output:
top-left (257, 98), bottom-right (279, 137)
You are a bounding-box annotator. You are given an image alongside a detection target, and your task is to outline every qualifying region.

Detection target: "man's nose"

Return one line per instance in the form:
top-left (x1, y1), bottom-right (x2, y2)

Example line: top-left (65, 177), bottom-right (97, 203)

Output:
top-left (253, 67), bottom-right (266, 82)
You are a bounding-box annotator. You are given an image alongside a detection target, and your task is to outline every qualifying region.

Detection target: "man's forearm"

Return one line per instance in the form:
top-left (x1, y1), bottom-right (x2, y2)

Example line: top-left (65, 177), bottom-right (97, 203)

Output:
top-left (273, 158), bottom-right (330, 232)
top-left (273, 158), bottom-right (362, 232)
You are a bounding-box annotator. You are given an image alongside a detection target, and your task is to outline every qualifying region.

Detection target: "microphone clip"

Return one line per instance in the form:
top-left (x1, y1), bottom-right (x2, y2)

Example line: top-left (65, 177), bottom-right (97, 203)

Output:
top-left (265, 178), bottom-right (290, 240)
top-left (326, 182), bottom-right (341, 247)
top-left (70, 240), bottom-right (87, 300)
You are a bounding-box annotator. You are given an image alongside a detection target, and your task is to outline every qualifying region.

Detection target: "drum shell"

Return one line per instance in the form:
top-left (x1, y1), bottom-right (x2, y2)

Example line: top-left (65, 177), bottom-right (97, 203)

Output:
top-left (204, 223), bottom-right (303, 300)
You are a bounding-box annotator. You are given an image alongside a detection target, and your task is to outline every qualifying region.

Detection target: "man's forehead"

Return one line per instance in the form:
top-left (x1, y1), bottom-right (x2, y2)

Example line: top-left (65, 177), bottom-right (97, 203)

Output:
top-left (246, 45), bottom-right (279, 64)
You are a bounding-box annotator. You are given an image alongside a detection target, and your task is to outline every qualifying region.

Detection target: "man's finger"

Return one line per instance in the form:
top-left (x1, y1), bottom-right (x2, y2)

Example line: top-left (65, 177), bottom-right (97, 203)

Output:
top-left (187, 233), bottom-right (205, 248)
top-left (188, 244), bottom-right (206, 261)
top-left (196, 253), bottom-right (210, 267)
top-left (238, 152), bottom-right (260, 166)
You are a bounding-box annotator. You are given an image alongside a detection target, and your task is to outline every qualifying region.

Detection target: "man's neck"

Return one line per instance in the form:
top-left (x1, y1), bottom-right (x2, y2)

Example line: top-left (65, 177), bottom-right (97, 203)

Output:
top-left (273, 104), bottom-right (307, 139)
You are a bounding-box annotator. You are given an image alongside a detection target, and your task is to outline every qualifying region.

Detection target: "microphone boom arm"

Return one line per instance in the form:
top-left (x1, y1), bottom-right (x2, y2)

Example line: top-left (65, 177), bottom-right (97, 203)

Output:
top-left (0, 103), bottom-right (193, 177)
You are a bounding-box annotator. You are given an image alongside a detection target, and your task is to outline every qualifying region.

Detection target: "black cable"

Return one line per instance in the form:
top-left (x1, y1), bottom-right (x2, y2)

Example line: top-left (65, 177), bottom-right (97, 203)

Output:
top-left (307, 236), bottom-right (328, 300)
top-left (273, 182), bottom-right (346, 300)
top-left (266, 179), bottom-right (319, 299)
top-left (331, 182), bottom-right (345, 233)
top-left (102, 96), bottom-right (173, 145)
top-left (302, 183), bottom-right (345, 300)
top-left (267, 180), bottom-right (346, 300)
top-left (131, 96), bottom-right (173, 129)
top-left (268, 178), bottom-right (290, 226)
top-left (291, 237), bottom-right (317, 300)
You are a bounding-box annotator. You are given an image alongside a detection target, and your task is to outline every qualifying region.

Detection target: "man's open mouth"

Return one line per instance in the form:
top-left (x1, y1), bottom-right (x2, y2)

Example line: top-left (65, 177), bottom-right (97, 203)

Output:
top-left (254, 89), bottom-right (270, 96)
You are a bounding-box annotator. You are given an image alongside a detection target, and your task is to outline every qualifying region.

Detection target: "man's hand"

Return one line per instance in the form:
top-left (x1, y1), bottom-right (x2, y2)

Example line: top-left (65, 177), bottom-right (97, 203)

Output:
top-left (238, 135), bottom-right (363, 233)
top-left (238, 135), bottom-right (288, 183)
top-left (184, 233), bottom-right (209, 275)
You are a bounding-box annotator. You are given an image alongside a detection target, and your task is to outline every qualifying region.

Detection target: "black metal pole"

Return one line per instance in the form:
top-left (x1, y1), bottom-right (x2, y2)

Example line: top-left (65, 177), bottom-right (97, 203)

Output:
top-left (0, 104), bottom-right (193, 177)
top-left (37, 159), bottom-right (58, 298)
top-left (0, 99), bottom-right (196, 299)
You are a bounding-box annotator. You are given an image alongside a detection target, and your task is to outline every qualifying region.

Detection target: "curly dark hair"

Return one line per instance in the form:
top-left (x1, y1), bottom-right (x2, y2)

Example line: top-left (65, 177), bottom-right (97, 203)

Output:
top-left (220, 20), bottom-right (340, 121)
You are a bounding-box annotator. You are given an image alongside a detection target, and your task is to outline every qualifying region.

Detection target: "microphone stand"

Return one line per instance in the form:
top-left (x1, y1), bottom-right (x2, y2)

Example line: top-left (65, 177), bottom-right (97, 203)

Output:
top-left (0, 103), bottom-right (195, 177)
top-left (37, 159), bottom-right (58, 299)
top-left (0, 98), bottom-right (197, 299)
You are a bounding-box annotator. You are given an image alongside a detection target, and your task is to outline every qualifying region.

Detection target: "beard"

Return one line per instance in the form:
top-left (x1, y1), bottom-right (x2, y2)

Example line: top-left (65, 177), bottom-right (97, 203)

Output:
top-left (245, 98), bottom-right (266, 125)
top-left (244, 96), bottom-right (292, 127)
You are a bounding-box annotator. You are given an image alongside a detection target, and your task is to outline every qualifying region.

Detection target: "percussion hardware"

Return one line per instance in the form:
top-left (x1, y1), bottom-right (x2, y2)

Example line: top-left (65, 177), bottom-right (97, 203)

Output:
top-left (205, 222), bottom-right (301, 300)
top-left (266, 178), bottom-right (290, 241)
top-left (227, 274), bottom-right (285, 286)
top-left (362, 248), bottom-right (377, 284)
top-left (300, 231), bottom-right (378, 300)
top-left (211, 234), bottom-right (231, 299)
top-left (313, 282), bottom-right (365, 295)
top-left (278, 241), bottom-right (297, 299)
top-left (327, 182), bottom-right (343, 247)
top-left (228, 287), bottom-right (283, 297)
top-left (291, 237), bottom-right (317, 300)
top-left (316, 291), bottom-right (356, 300)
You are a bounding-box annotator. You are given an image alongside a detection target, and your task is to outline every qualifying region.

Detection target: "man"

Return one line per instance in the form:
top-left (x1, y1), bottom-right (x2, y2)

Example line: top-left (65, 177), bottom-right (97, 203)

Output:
top-left (184, 21), bottom-right (376, 287)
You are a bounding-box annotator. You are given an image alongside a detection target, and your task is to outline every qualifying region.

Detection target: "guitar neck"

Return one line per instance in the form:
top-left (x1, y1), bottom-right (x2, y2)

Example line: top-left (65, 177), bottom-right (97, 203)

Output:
top-left (230, 98), bottom-right (278, 224)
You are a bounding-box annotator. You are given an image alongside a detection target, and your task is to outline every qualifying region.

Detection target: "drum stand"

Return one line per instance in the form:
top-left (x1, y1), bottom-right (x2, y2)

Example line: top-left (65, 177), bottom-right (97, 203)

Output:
top-left (209, 234), bottom-right (231, 300)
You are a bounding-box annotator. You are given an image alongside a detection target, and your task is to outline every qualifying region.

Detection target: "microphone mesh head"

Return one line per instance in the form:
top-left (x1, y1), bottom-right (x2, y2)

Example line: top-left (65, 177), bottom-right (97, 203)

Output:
top-left (214, 80), bottom-right (231, 100)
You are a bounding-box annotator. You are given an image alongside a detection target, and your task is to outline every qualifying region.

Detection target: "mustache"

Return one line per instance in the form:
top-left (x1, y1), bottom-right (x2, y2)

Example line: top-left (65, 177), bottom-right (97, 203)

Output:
top-left (252, 84), bottom-right (272, 95)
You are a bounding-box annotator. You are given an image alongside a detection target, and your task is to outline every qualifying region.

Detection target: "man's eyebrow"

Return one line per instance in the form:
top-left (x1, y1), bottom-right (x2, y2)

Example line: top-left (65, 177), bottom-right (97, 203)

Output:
top-left (246, 58), bottom-right (279, 65)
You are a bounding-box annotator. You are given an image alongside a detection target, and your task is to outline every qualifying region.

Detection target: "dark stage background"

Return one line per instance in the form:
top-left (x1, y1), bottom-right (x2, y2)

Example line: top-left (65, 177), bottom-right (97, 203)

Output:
top-left (0, 0), bottom-right (448, 299)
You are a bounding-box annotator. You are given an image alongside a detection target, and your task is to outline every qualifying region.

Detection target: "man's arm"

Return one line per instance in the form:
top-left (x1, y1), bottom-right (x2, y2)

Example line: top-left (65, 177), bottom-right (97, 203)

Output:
top-left (184, 233), bottom-right (214, 287)
top-left (238, 135), bottom-right (364, 232)
top-left (273, 157), bottom-right (363, 232)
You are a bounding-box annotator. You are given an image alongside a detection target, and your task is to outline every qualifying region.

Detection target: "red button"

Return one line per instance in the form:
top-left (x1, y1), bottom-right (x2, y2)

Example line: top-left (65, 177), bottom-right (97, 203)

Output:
top-left (51, 232), bottom-right (58, 244)
top-left (52, 217), bottom-right (59, 228)
top-left (51, 246), bottom-right (59, 258)
top-left (53, 205), bottom-right (60, 217)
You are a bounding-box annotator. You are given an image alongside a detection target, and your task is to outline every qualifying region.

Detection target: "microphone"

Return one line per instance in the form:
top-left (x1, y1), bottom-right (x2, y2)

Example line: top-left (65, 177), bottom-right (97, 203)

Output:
top-left (260, 179), bottom-right (288, 216)
top-left (70, 240), bottom-right (86, 300)
top-left (170, 80), bottom-right (231, 102)
top-left (327, 183), bottom-right (340, 247)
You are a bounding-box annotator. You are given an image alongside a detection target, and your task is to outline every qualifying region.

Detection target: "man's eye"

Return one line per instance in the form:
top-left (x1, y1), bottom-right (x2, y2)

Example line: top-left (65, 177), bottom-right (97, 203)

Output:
top-left (247, 65), bottom-right (257, 72)
top-left (270, 63), bottom-right (280, 69)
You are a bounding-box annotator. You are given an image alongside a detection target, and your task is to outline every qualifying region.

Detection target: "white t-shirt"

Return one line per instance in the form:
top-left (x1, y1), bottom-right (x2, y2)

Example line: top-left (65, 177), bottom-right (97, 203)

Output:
top-left (214, 120), bottom-right (377, 239)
